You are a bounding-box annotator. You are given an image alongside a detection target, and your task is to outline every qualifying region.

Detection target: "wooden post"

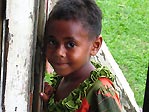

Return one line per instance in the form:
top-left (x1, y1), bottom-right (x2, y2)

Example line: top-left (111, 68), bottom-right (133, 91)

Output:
top-left (0, 0), bottom-right (3, 104)
top-left (0, 0), bottom-right (7, 111)
top-left (32, 0), bottom-right (57, 111)
top-left (1, 0), bottom-right (57, 111)
top-left (3, 0), bottom-right (40, 111)
top-left (32, 0), bottom-right (47, 111)
top-left (0, 0), bottom-right (3, 111)
top-left (0, 0), bottom-right (2, 50)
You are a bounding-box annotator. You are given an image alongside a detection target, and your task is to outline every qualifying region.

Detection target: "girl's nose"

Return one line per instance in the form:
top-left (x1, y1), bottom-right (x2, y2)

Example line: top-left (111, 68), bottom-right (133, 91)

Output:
top-left (56, 45), bottom-right (66, 58)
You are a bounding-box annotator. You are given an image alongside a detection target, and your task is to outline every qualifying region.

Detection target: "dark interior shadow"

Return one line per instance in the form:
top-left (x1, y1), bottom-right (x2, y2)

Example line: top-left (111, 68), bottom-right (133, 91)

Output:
top-left (143, 65), bottom-right (149, 112)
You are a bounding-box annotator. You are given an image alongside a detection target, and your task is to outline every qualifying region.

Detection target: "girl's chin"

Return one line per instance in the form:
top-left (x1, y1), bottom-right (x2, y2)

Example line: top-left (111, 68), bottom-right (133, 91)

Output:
top-left (55, 70), bottom-right (71, 77)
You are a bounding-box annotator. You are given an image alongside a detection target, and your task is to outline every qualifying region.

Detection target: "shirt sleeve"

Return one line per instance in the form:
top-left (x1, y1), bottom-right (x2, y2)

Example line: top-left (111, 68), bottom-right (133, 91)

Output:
top-left (76, 77), bottom-right (122, 112)
top-left (94, 77), bottom-right (122, 112)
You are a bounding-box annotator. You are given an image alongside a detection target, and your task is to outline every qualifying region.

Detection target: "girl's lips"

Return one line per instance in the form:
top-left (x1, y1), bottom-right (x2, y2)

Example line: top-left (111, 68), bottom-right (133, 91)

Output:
top-left (54, 62), bottom-right (69, 66)
top-left (56, 63), bottom-right (66, 65)
top-left (53, 63), bottom-right (69, 70)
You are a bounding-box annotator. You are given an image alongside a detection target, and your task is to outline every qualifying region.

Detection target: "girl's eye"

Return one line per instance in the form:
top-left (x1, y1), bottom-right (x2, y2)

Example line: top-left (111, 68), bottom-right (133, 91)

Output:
top-left (67, 42), bottom-right (76, 48)
top-left (48, 40), bottom-right (56, 45)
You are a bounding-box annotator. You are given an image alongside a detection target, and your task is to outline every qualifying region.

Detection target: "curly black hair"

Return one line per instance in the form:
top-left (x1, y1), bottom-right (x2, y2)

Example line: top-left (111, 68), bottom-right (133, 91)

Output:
top-left (47, 0), bottom-right (102, 38)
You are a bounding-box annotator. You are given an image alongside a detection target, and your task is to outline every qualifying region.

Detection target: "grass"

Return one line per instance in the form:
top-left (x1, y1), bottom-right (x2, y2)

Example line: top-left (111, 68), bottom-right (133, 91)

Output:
top-left (96, 0), bottom-right (149, 107)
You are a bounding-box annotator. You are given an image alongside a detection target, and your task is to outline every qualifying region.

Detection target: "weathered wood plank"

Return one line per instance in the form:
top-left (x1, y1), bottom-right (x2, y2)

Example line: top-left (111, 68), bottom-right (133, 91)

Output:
top-left (32, 0), bottom-right (46, 111)
top-left (0, 0), bottom-right (3, 111)
top-left (4, 0), bottom-right (39, 111)
top-left (0, 0), bottom-right (7, 111)
top-left (32, 1), bottom-right (58, 112)
top-left (0, 0), bottom-right (2, 51)
top-left (0, 0), bottom-right (3, 110)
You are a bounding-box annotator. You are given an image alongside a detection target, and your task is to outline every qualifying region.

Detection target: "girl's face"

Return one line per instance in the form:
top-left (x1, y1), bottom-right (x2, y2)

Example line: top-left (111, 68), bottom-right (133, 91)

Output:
top-left (45, 20), bottom-right (94, 76)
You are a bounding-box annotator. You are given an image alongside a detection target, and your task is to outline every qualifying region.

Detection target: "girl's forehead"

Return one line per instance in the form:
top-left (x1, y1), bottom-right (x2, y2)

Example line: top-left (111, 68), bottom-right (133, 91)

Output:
top-left (46, 20), bottom-right (89, 37)
top-left (46, 19), bottom-right (88, 30)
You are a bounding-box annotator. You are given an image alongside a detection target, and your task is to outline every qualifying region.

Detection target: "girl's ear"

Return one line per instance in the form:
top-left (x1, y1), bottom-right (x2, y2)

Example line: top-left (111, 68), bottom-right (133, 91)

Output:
top-left (90, 35), bottom-right (102, 56)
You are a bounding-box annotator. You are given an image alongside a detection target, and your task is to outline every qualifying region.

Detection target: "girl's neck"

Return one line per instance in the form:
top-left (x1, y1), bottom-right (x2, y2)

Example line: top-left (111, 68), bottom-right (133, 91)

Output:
top-left (55, 61), bottom-right (95, 101)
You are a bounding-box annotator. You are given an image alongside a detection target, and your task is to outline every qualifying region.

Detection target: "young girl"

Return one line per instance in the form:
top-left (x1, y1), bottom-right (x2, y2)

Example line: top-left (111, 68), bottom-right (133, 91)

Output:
top-left (40, 0), bottom-right (121, 111)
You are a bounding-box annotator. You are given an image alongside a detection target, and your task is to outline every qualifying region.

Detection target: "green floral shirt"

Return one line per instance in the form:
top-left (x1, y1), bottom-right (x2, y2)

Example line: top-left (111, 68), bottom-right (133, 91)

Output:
top-left (44, 61), bottom-right (121, 112)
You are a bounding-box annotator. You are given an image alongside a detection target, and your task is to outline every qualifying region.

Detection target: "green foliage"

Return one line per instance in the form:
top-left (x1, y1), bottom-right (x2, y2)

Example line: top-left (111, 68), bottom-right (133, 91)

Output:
top-left (96, 0), bottom-right (149, 107)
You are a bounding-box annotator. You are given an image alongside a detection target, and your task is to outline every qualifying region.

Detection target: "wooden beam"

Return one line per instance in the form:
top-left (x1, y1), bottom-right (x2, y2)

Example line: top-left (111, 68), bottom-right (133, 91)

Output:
top-left (0, 0), bottom-right (3, 97)
top-left (3, 0), bottom-right (39, 111)
top-left (32, 0), bottom-right (46, 111)
top-left (32, 0), bottom-right (58, 111)
top-left (0, 0), bottom-right (2, 48)
top-left (0, 0), bottom-right (7, 111)
top-left (0, 0), bottom-right (3, 111)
